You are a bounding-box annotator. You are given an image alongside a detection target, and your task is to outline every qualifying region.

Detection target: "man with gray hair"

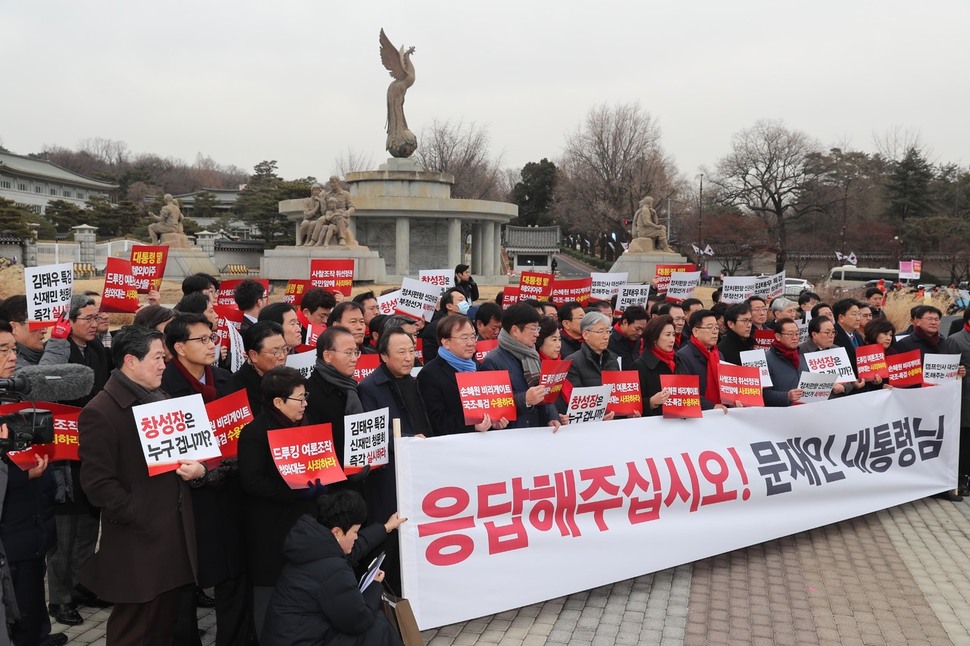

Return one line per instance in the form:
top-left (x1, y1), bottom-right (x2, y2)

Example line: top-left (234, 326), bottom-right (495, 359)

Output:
top-left (565, 311), bottom-right (622, 393)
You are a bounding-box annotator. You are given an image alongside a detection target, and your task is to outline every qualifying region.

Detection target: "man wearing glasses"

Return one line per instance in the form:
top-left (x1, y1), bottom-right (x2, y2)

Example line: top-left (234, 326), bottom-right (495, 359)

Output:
top-left (832, 298), bottom-right (865, 366)
top-left (232, 321), bottom-right (287, 417)
top-left (763, 318), bottom-right (805, 407)
top-left (557, 301), bottom-right (586, 357)
top-left (717, 303), bottom-right (754, 365)
top-left (675, 309), bottom-right (728, 411)
top-left (305, 326), bottom-right (365, 466)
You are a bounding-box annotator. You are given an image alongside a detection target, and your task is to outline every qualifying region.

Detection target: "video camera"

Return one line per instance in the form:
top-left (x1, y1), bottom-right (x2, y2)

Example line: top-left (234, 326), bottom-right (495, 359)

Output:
top-left (0, 374), bottom-right (54, 455)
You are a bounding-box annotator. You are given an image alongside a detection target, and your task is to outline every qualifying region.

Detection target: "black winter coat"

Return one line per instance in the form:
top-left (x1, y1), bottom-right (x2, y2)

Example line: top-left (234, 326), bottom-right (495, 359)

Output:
top-left (717, 329), bottom-right (754, 366)
top-left (160, 362), bottom-right (244, 587)
top-left (674, 342), bottom-right (718, 410)
top-left (305, 369), bottom-right (353, 465)
top-left (631, 350), bottom-right (673, 417)
top-left (231, 361), bottom-right (265, 418)
top-left (237, 411), bottom-right (317, 586)
top-left (416, 356), bottom-right (478, 436)
top-left (0, 458), bottom-right (55, 563)
top-left (260, 515), bottom-right (399, 646)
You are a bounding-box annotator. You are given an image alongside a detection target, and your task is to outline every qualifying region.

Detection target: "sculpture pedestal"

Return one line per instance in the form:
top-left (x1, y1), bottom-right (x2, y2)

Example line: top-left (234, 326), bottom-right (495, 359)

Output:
top-left (163, 247), bottom-right (220, 279)
top-left (159, 233), bottom-right (191, 249)
top-left (609, 251), bottom-right (689, 284)
top-left (260, 246), bottom-right (387, 284)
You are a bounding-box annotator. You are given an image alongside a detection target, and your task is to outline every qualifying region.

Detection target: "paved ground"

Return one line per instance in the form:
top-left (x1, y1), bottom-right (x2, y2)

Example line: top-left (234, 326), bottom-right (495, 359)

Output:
top-left (56, 496), bottom-right (970, 645)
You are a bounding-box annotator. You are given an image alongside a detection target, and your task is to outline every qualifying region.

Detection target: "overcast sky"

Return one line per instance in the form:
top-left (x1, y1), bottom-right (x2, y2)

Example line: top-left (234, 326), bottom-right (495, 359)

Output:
top-left (3, 1), bottom-right (968, 184)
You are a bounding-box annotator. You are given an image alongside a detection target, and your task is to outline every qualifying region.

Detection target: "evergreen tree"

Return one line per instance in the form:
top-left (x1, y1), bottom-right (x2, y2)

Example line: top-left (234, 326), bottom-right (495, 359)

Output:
top-left (235, 161), bottom-right (288, 244)
top-left (44, 199), bottom-right (86, 234)
top-left (0, 198), bottom-right (38, 239)
top-left (884, 146), bottom-right (934, 221)
top-left (511, 159), bottom-right (557, 226)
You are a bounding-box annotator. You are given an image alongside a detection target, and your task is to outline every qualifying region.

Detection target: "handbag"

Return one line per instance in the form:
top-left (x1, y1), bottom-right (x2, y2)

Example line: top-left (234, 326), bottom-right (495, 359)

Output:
top-left (381, 588), bottom-right (424, 646)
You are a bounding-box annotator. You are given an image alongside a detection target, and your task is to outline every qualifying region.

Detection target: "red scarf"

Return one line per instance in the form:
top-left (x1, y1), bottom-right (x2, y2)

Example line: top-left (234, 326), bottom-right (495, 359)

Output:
top-left (675, 333), bottom-right (683, 348)
top-left (914, 326), bottom-right (941, 351)
top-left (689, 335), bottom-right (721, 405)
top-left (539, 350), bottom-right (560, 361)
top-left (650, 346), bottom-right (676, 373)
top-left (172, 359), bottom-right (218, 403)
top-left (964, 323), bottom-right (970, 336)
top-left (772, 339), bottom-right (800, 370)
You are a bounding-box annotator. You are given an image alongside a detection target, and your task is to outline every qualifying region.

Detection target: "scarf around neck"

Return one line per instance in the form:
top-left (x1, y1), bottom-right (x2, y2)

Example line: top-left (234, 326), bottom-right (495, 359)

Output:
top-left (112, 368), bottom-right (168, 405)
top-left (772, 339), bottom-right (800, 370)
top-left (172, 359), bottom-right (217, 403)
top-left (690, 335), bottom-right (721, 405)
top-left (913, 326), bottom-right (941, 351)
top-left (650, 346), bottom-right (676, 373)
top-left (497, 329), bottom-right (542, 386)
top-left (438, 346), bottom-right (477, 373)
top-left (315, 360), bottom-right (363, 415)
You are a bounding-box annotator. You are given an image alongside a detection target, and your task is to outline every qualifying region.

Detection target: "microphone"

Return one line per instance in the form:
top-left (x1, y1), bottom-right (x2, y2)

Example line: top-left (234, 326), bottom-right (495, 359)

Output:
top-left (1, 364), bottom-right (97, 402)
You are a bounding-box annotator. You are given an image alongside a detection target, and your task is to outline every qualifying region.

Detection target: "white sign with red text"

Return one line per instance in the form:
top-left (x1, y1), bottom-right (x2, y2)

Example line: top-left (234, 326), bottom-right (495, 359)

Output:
top-left (396, 384), bottom-right (959, 630)
top-left (133, 394), bottom-right (221, 476)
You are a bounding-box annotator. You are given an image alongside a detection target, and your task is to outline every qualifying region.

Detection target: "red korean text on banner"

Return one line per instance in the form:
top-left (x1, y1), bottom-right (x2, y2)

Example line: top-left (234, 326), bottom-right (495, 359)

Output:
top-left (310, 259), bottom-right (354, 296)
top-left (216, 279), bottom-right (269, 307)
top-left (538, 359), bottom-right (572, 404)
top-left (353, 353), bottom-right (382, 383)
top-left (204, 389), bottom-right (254, 460)
top-left (753, 329), bottom-right (775, 349)
top-left (658, 374), bottom-right (702, 418)
top-left (128, 245), bottom-right (169, 293)
top-left (475, 340), bottom-right (498, 364)
top-left (455, 371), bottom-right (517, 424)
top-left (653, 264), bottom-right (696, 294)
top-left (518, 272), bottom-right (553, 300)
top-left (4, 403), bottom-right (82, 469)
top-left (717, 364), bottom-right (764, 407)
top-left (283, 279), bottom-right (313, 305)
top-left (549, 277), bottom-right (592, 306)
top-left (887, 349), bottom-right (923, 387)
top-left (415, 338), bottom-right (424, 364)
top-left (601, 370), bottom-right (643, 416)
top-left (305, 323), bottom-right (326, 348)
top-left (502, 286), bottom-right (521, 309)
top-left (855, 344), bottom-right (889, 381)
top-left (100, 257), bottom-right (141, 313)
top-left (214, 305), bottom-right (244, 347)
top-left (267, 424), bottom-right (347, 489)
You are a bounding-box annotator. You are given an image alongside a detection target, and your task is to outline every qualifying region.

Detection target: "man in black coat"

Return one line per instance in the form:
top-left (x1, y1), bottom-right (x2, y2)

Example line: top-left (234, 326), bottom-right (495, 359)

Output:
top-left (557, 301), bottom-right (585, 358)
top-left (305, 326), bottom-right (362, 466)
top-left (232, 321), bottom-right (287, 418)
top-left (832, 298), bottom-right (865, 366)
top-left (717, 303), bottom-right (754, 365)
top-left (607, 306), bottom-right (647, 368)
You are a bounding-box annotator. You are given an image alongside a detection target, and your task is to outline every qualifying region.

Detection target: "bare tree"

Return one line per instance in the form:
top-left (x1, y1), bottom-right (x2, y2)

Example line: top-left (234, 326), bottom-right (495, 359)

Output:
top-left (554, 102), bottom-right (681, 241)
top-left (872, 126), bottom-right (927, 163)
top-left (413, 119), bottom-right (504, 200)
top-left (331, 147), bottom-right (375, 178)
top-left (713, 120), bottom-right (823, 272)
top-left (78, 137), bottom-right (130, 166)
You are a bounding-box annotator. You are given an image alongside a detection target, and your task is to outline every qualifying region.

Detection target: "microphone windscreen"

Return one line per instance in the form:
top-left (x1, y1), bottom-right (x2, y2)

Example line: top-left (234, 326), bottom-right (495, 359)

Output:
top-left (17, 364), bottom-right (97, 403)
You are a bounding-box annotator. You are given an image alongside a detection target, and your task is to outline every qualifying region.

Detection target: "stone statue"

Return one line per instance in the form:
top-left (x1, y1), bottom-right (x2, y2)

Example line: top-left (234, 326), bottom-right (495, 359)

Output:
top-left (148, 193), bottom-right (186, 246)
top-left (304, 176), bottom-right (358, 247)
top-left (299, 183), bottom-right (324, 245)
top-left (379, 29), bottom-right (417, 158)
top-left (630, 196), bottom-right (674, 253)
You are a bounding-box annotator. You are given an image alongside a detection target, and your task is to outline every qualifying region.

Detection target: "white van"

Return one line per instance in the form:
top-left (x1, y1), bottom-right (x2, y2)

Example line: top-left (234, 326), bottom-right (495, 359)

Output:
top-left (824, 266), bottom-right (899, 290)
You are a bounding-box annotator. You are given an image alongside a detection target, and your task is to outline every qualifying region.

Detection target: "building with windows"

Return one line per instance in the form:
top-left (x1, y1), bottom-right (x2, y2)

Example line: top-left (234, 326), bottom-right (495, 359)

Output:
top-left (0, 151), bottom-right (117, 214)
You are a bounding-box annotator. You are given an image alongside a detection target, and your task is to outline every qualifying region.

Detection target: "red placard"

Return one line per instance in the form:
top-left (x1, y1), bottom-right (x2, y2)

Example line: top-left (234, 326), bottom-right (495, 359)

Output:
top-left (753, 329), bottom-right (775, 349)
top-left (100, 257), bottom-right (141, 313)
top-left (129, 245), bottom-right (169, 293)
top-left (887, 349), bottom-right (923, 387)
top-left (602, 370), bottom-right (643, 416)
top-left (214, 305), bottom-right (244, 346)
top-left (519, 271), bottom-right (554, 300)
top-left (855, 344), bottom-right (889, 381)
top-left (204, 389), bottom-right (254, 460)
top-left (455, 371), bottom-right (517, 424)
top-left (415, 338), bottom-right (424, 364)
top-left (717, 364), bottom-right (764, 407)
top-left (304, 323), bottom-right (326, 348)
top-left (539, 359), bottom-right (572, 404)
top-left (310, 259), bottom-right (354, 296)
top-left (474, 339), bottom-right (499, 364)
top-left (353, 353), bottom-right (382, 383)
top-left (4, 402), bottom-right (82, 468)
top-left (550, 277), bottom-right (592, 306)
top-left (216, 279), bottom-right (269, 307)
top-left (653, 264), bottom-right (696, 294)
top-left (267, 423), bottom-right (347, 489)
top-left (502, 286), bottom-right (521, 309)
top-left (658, 374), bottom-right (702, 418)
top-left (282, 279), bottom-right (313, 305)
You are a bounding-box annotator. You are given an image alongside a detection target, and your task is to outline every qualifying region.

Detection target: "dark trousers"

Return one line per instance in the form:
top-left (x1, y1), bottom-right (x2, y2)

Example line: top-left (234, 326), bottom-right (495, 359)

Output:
top-left (8, 558), bottom-right (52, 646)
top-left (173, 577), bottom-right (254, 646)
top-left (47, 512), bottom-right (100, 604)
top-left (106, 585), bottom-right (183, 646)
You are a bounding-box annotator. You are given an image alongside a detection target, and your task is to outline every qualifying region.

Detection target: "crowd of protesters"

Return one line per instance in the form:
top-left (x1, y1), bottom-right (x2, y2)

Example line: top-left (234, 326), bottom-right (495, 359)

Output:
top-left (0, 263), bottom-right (966, 646)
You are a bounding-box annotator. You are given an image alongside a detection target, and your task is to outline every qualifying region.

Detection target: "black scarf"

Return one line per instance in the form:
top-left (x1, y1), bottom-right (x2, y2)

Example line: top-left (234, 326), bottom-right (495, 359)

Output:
top-left (112, 368), bottom-right (168, 405)
top-left (315, 360), bottom-right (363, 415)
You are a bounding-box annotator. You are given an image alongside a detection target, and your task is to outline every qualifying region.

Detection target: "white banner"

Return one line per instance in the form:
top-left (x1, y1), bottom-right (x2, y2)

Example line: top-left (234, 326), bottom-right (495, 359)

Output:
top-left (720, 276), bottom-right (756, 304)
top-left (796, 371), bottom-right (838, 402)
top-left (285, 349), bottom-right (316, 379)
top-left (803, 347), bottom-right (855, 383)
top-left (396, 384), bottom-right (959, 629)
top-left (227, 323), bottom-right (246, 373)
top-left (666, 271), bottom-right (701, 302)
top-left (614, 284), bottom-right (651, 316)
top-left (377, 290), bottom-right (401, 316)
top-left (923, 353), bottom-right (960, 384)
top-left (590, 273), bottom-right (628, 301)
top-left (565, 385), bottom-right (611, 425)
top-left (25, 262), bottom-right (73, 321)
top-left (398, 278), bottom-right (441, 322)
top-left (344, 407), bottom-right (390, 469)
top-left (132, 393), bottom-right (220, 476)
top-left (754, 271), bottom-right (785, 298)
top-left (740, 349), bottom-right (772, 387)
top-left (418, 270), bottom-right (454, 295)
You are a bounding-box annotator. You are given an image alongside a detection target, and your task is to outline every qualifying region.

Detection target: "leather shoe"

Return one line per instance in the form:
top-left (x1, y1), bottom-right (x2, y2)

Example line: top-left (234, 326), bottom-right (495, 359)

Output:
top-left (195, 586), bottom-right (216, 608)
top-left (48, 603), bottom-right (83, 626)
top-left (50, 634), bottom-right (68, 646)
top-left (934, 490), bottom-right (964, 502)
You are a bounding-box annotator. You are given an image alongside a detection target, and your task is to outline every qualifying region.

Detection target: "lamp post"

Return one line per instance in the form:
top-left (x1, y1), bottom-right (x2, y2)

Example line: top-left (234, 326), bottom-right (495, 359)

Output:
top-left (697, 173), bottom-right (705, 247)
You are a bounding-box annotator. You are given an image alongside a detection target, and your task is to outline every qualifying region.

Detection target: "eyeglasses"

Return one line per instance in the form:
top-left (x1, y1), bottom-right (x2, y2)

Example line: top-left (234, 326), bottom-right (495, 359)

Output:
top-left (451, 335), bottom-right (477, 343)
top-left (695, 325), bottom-right (719, 332)
top-left (920, 317), bottom-right (940, 323)
top-left (260, 346), bottom-right (288, 357)
top-left (818, 329), bottom-right (836, 335)
top-left (585, 328), bottom-right (611, 336)
top-left (522, 325), bottom-right (540, 334)
top-left (96, 314), bottom-right (110, 322)
top-left (186, 333), bottom-right (219, 345)
top-left (778, 332), bottom-right (799, 338)
top-left (750, 307), bottom-right (767, 313)
top-left (0, 346), bottom-right (15, 356)
top-left (75, 315), bottom-right (100, 324)
top-left (327, 348), bottom-right (361, 358)
top-left (286, 393), bottom-right (309, 403)
top-left (734, 318), bottom-right (753, 324)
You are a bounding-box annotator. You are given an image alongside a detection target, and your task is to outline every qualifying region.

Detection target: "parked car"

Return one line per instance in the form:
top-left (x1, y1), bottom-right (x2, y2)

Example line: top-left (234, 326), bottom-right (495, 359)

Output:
top-left (784, 278), bottom-right (814, 297)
